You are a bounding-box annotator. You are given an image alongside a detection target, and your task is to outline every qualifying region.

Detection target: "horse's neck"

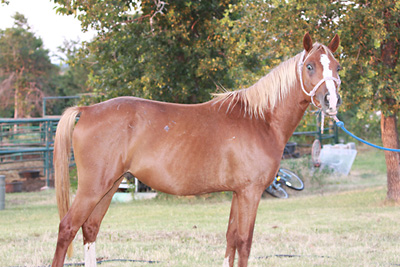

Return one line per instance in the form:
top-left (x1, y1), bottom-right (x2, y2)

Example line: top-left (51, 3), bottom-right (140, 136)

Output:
top-left (268, 82), bottom-right (310, 147)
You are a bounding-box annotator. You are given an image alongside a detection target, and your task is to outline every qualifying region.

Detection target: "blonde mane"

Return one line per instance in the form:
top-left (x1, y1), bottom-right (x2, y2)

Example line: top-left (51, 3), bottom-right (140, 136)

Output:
top-left (212, 43), bottom-right (331, 119)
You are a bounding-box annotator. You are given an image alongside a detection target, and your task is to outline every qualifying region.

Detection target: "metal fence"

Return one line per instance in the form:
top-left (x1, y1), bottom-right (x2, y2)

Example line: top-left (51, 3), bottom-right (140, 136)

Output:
top-left (0, 117), bottom-right (60, 186)
top-left (292, 112), bottom-right (339, 144)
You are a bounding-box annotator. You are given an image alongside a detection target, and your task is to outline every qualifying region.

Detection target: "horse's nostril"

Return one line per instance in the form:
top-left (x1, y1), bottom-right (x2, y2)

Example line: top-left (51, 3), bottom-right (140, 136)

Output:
top-left (324, 94), bottom-right (330, 107)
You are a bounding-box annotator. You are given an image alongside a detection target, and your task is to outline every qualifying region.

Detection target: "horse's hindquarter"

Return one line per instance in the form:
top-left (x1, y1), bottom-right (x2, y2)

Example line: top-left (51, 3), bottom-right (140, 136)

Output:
top-left (74, 97), bottom-right (280, 195)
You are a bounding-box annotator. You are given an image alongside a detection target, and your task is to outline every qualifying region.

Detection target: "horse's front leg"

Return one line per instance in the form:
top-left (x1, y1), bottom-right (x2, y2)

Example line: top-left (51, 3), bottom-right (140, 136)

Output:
top-left (235, 186), bottom-right (264, 267)
top-left (224, 192), bottom-right (238, 267)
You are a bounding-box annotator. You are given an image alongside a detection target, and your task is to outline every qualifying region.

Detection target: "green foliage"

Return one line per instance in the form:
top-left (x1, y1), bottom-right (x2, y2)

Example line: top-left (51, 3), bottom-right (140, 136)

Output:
top-left (339, 1), bottom-right (400, 116)
top-left (54, 0), bottom-right (241, 103)
top-left (69, 166), bottom-right (78, 191)
top-left (338, 109), bottom-right (382, 144)
top-left (232, 0), bottom-right (399, 140)
top-left (0, 13), bottom-right (57, 117)
top-left (44, 40), bottom-right (97, 116)
top-left (217, 0), bottom-right (344, 87)
top-left (54, 40), bottom-right (93, 97)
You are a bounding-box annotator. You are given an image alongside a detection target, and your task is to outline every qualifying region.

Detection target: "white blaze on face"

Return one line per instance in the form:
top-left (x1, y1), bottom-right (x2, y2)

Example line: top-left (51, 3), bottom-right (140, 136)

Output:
top-left (320, 54), bottom-right (338, 113)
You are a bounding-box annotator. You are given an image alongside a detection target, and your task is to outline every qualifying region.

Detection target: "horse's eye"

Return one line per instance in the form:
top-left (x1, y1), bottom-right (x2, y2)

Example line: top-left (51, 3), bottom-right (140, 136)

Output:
top-left (337, 65), bottom-right (342, 72)
top-left (306, 64), bottom-right (313, 71)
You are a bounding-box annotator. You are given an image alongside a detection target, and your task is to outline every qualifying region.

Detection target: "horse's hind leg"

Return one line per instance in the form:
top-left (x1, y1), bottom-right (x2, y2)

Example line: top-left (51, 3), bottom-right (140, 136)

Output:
top-left (81, 176), bottom-right (124, 266)
top-left (53, 189), bottom-right (104, 267)
top-left (52, 170), bottom-right (124, 267)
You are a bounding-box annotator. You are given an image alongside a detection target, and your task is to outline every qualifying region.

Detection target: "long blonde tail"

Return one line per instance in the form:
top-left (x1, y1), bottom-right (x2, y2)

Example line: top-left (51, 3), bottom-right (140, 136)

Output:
top-left (54, 106), bottom-right (81, 258)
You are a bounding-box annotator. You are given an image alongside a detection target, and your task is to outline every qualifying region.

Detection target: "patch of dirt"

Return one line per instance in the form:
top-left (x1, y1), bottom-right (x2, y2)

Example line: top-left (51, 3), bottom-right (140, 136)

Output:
top-left (6, 177), bottom-right (54, 193)
top-left (23, 177), bottom-right (54, 192)
top-left (1, 161), bottom-right (54, 192)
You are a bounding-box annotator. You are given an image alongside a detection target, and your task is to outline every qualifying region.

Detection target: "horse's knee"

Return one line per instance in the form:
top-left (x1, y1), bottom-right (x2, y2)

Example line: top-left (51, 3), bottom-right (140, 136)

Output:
top-left (57, 218), bottom-right (78, 247)
top-left (226, 227), bottom-right (237, 241)
top-left (82, 221), bottom-right (100, 243)
top-left (236, 234), bottom-right (252, 258)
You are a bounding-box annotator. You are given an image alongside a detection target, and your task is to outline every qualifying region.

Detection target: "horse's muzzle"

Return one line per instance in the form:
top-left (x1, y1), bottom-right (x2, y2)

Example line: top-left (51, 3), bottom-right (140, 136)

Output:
top-left (322, 92), bottom-right (342, 116)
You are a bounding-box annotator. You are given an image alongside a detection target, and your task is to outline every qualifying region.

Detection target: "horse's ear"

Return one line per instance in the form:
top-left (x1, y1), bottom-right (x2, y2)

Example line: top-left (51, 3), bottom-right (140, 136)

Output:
top-left (328, 34), bottom-right (340, 53)
top-left (303, 32), bottom-right (313, 52)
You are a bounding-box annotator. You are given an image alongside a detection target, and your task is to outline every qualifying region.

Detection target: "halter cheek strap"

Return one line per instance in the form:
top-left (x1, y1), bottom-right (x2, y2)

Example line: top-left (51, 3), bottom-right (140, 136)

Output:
top-left (297, 50), bottom-right (341, 108)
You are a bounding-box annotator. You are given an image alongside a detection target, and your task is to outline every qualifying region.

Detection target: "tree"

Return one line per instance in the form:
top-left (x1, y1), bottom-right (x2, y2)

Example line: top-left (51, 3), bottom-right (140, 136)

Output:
top-left (339, 1), bottom-right (400, 202)
top-left (53, 0), bottom-right (400, 202)
top-left (54, 40), bottom-right (91, 96)
top-left (215, 0), bottom-right (344, 86)
top-left (42, 39), bottom-right (101, 116)
top-left (53, 0), bottom-right (240, 103)
top-left (240, 0), bottom-right (400, 202)
top-left (0, 13), bottom-right (57, 118)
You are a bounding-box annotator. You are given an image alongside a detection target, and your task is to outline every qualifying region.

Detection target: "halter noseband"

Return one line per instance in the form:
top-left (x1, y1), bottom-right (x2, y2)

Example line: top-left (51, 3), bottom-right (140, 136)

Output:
top-left (297, 50), bottom-right (341, 108)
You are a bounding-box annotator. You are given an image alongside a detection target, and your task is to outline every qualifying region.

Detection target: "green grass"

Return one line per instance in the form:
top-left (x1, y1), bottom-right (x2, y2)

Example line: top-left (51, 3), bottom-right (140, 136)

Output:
top-left (0, 190), bottom-right (59, 266)
top-left (0, 146), bottom-right (398, 266)
top-left (279, 146), bottom-right (387, 196)
top-left (352, 147), bottom-right (387, 174)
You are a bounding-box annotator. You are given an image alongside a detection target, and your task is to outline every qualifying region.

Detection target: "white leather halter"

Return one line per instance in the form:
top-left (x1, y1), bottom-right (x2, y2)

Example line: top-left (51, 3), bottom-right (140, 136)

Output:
top-left (297, 50), bottom-right (341, 108)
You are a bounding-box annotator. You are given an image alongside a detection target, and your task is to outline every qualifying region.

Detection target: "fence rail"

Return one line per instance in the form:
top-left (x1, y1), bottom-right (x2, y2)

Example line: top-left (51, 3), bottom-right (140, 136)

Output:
top-left (0, 117), bottom-right (60, 186)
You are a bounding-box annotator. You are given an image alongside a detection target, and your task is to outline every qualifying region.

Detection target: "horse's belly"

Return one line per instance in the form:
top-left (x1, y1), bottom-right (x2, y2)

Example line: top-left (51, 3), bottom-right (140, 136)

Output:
top-left (130, 165), bottom-right (224, 196)
top-left (129, 150), bottom-right (275, 196)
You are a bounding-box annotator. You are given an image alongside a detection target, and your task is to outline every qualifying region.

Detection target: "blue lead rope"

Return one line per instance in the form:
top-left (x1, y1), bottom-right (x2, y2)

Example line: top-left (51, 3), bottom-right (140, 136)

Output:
top-left (335, 120), bottom-right (400, 152)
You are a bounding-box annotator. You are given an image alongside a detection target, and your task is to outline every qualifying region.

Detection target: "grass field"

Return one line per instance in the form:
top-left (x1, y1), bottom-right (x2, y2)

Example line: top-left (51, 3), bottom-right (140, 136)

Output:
top-left (1, 147), bottom-right (399, 266)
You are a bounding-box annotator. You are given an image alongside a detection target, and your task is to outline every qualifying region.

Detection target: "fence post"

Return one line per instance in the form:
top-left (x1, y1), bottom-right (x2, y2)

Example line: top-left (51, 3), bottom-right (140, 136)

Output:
top-left (44, 120), bottom-right (50, 188)
top-left (0, 175), bottom-right (5, 210)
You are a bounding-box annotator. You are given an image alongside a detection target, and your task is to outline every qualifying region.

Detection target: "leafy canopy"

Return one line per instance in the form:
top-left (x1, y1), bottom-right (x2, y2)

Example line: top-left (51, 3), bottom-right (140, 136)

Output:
top-left (53, 0), bottom-right (400, 116)
top-left (54, 0), bottom-right (241, 103)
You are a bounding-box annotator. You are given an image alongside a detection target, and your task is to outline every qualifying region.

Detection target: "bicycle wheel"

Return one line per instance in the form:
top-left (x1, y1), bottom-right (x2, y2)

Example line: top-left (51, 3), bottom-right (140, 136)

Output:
top-left (265, 183), bottom-right (288, 199)
top-left (278, 168), bottom-right (304, 191)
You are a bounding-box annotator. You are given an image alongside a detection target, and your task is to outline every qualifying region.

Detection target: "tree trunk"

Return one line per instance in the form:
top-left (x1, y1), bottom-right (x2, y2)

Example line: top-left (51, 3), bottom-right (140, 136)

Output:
top-left (14, 86), bottom-right (19, 119)
top-left (380, 113), bottom-right (400, 202)
top-left (379, 5), bottom-right (400, 203)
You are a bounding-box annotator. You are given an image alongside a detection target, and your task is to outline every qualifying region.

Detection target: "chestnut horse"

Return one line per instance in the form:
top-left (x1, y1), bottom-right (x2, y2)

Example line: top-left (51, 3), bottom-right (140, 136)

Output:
top-left (52, 33), bottom-right (341, 267)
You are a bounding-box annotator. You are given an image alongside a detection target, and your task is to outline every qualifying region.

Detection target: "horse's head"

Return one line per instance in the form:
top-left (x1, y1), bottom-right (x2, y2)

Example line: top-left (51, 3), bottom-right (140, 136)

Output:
top-left (298, 33), bottom-right (342, 116)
